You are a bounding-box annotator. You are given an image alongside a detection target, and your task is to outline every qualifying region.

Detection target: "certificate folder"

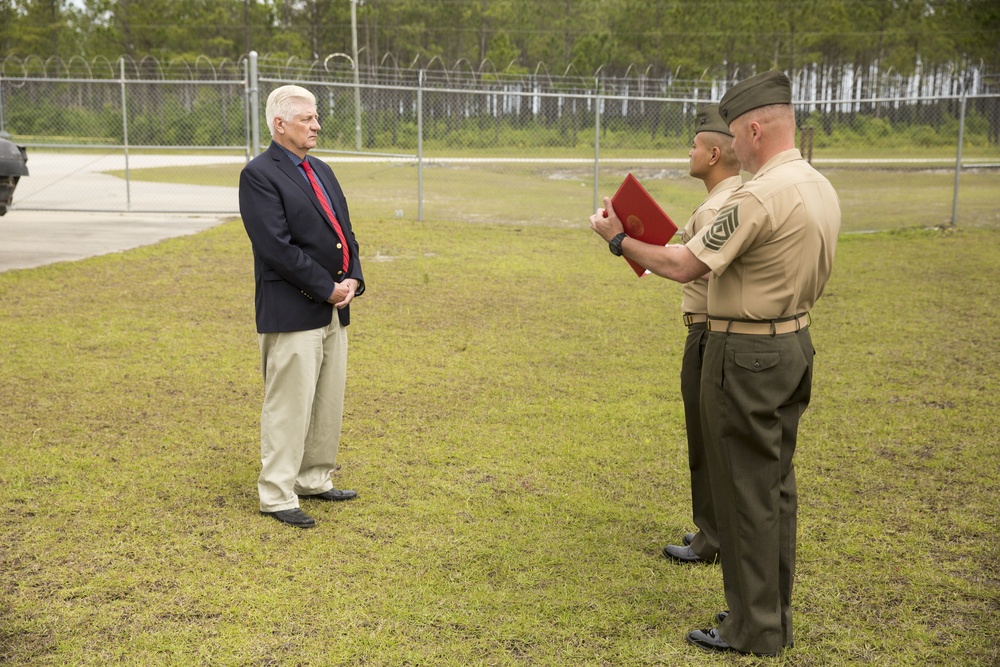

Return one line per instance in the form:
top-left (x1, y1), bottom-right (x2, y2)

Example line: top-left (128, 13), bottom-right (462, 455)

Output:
top-left (608, 173), bottom-right (679, 277)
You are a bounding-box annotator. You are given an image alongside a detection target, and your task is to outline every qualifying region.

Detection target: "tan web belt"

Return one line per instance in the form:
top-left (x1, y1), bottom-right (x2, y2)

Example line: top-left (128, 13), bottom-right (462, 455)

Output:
top-left (682, 313), bottom-right (708, 327)
top-left (707, 313), bottom-right (811, 335)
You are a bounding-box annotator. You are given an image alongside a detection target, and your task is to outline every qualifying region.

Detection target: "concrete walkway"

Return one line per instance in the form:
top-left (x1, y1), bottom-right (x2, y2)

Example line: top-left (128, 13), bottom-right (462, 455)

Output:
top-left (0, 151), bottom-right (243, 272)
top-left (0, 210), bottom-right (232, 272)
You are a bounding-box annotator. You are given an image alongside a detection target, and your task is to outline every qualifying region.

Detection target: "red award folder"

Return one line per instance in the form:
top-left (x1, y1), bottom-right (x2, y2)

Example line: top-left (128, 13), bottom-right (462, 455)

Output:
top-left (608, 173), bottom-right (678, 277)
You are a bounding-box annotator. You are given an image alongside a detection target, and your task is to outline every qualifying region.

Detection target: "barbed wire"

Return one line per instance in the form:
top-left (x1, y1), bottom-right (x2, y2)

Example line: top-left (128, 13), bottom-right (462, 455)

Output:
top-left (1, 53), bottom-right (996, 98)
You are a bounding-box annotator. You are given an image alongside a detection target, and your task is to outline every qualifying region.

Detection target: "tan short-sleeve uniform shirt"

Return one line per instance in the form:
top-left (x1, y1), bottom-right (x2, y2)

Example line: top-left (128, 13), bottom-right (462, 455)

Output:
top-left (688, 149), bottom-right (841, 320)
top-left (679, 174), bottom-right (743, 315)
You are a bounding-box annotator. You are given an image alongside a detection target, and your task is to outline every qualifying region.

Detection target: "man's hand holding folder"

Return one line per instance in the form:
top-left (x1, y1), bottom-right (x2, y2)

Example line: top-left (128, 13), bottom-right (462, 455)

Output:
top-left (593, 173), bottom-right (678, 277)
top-left (589, 173), bottom-right (710, 284)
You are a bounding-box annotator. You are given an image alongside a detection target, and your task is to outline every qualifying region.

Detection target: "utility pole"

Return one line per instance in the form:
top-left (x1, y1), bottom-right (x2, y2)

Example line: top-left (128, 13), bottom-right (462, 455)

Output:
top-left (350, 0), bottom-right (362, 151)
top-left (244, 0), bottom-right (251, 57)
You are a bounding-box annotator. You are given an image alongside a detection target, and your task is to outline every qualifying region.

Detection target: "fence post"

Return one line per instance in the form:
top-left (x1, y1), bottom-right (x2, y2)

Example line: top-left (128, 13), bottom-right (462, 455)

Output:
top-left (242, 58), bottom-right (251, 160)
top-left (0, 71), bottom-right (8, 138)
top-left (248, 51), bottom-right (260, 158)
top-left (950, 90), bottom-right (966, 227)
top-left (593, 80), bottom-right (601, 214)
top-left (119, 57), bottom-right (131, 211)
top-left (417, 70), bottom-right (424, 222)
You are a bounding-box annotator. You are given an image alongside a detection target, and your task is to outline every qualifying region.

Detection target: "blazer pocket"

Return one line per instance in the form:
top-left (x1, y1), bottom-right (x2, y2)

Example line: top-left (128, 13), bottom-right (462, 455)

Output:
top-left (734, 352), bottom-right (780, 372)
top-left (262, 269), bottom-right (283, 281)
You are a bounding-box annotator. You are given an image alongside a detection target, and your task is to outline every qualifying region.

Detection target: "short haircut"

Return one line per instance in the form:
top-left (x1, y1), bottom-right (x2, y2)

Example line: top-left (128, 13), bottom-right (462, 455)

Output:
top-left (741, 103), bottom-right (794, 128)
top-left (700, 130), bottom-right (741, 172)
top-left (265, 85), bottom-right (317, 137)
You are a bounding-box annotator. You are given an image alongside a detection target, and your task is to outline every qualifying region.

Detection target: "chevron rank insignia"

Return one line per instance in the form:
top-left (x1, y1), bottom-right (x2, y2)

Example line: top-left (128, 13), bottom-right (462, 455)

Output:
top-left (703, 205), bottom-right (739, 251)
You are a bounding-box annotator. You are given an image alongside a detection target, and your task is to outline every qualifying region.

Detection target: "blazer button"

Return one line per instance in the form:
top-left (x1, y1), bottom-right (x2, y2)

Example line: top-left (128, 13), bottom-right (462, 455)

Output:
top-left (337, 270), bottom-right (344, 276)
top-left (336, 243), bottom-right (343, 249)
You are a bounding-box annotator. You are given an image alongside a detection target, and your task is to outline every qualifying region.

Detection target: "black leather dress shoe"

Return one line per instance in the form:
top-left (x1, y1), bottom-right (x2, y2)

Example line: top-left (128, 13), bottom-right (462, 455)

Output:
top-left (261, 507), bottom-right (315, 528)
top-left (683, 532), bottom-right (696, 546)
top-left (299, 488), bottom-right (357, 501)
top-left (662, 544), bottom-right (711, 563)
top-left (688, 628), bottom-right (736, 653)
top-left (687, 628), bottom-right (780, 657)
top-left (687, 628), bottom-right (734, 653)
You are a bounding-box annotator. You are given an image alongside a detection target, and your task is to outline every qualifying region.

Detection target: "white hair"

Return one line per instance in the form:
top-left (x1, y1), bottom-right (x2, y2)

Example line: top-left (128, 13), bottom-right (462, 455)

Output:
top-left (265, 85), bottom-right (317, 137)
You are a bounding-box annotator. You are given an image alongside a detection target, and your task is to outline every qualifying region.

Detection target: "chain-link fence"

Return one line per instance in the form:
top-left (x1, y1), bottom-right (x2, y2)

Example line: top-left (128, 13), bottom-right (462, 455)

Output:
top-left (2, 56), bottom-right (998, 232)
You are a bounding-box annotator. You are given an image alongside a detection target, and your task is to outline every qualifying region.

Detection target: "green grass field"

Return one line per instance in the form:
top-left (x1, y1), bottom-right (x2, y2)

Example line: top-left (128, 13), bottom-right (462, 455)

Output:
top-left (106, 157), bottom-right (1000, 233)
top-left (1, 213), bottom-right (998, 665)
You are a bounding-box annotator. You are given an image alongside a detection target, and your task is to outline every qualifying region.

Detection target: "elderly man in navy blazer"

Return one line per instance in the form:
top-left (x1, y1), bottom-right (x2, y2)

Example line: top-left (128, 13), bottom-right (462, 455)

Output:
top-left (239, 84), bottom-right (365, 528)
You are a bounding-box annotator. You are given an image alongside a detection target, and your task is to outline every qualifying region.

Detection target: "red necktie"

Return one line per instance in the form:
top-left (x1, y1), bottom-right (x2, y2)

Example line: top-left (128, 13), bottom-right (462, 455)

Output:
top-left (301, 159), bottom-right (350, 275)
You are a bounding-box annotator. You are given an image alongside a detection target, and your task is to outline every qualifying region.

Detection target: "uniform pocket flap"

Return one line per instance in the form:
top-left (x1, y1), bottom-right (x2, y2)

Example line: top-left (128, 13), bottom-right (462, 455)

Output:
top-left (734, 352), bottom-right (780, 372)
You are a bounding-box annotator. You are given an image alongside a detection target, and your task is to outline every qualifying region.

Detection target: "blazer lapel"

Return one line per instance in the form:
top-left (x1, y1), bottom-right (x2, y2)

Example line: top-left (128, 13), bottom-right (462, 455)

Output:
top-left (269, 145), bottom-right (332, 223)
top-left (314, 165), bottom-right (345, 223)
top-left (306, 158), bottom-right (345, 224)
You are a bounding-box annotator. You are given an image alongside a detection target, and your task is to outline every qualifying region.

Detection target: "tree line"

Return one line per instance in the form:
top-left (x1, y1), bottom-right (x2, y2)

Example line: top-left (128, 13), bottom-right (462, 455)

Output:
top-left (1, 0), bottom-right (997, 93)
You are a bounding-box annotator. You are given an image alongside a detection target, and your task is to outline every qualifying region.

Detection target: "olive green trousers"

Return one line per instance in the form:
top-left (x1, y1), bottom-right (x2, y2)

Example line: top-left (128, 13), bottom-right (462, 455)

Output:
top-left (680, 322), bottom-right (719, 560)
top-left (701, 327), bottom-right (813, 655)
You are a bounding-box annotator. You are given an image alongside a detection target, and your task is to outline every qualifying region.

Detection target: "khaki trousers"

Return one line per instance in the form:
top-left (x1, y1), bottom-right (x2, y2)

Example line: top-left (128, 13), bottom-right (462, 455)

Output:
top-left (701, 328), bottom-right (813, 655)
top-left (257, 318), bottom-right (348, 512)
top-left (680, 322), bottom-right (719, 560)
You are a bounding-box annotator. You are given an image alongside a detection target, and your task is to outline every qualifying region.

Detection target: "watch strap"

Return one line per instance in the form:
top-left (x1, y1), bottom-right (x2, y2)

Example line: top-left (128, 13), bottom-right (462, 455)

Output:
top-left (609, 232), bottom-right (627, 256)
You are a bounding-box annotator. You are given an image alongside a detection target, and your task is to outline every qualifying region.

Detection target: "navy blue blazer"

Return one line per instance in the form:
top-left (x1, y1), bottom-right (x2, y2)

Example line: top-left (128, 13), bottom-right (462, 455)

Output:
top-left (239, 142), bottom-right (365, 333)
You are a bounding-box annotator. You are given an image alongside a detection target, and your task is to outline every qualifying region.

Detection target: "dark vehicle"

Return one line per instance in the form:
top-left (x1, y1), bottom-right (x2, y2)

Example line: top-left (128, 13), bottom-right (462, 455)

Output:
top-left (0, 137), bottom-right (28, 215)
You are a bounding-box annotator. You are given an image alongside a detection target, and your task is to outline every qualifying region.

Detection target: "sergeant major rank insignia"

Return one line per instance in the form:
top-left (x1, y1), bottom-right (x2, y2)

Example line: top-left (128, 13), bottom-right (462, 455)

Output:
top-left (703, 205), bottom-right (739, 251)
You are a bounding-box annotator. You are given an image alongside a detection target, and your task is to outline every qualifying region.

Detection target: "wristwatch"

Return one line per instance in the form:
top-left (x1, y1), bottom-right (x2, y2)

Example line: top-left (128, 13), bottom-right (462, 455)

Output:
top-left (608, 232), bottom-right (627, 256)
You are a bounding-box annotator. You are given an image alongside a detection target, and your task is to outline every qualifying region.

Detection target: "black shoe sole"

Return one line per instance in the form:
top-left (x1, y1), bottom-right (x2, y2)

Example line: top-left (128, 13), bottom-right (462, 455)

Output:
top-left (261, 511), bottom-right (316, 528)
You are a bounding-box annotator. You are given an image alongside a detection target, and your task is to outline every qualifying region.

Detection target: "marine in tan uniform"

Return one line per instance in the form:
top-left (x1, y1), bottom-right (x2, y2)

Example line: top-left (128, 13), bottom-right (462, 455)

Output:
top-left (684, 70), bottom-right (841, 656)
top-left (589, 69), bottom-right (840, 657)
top-left (662, 104), bottom-right (742, 566)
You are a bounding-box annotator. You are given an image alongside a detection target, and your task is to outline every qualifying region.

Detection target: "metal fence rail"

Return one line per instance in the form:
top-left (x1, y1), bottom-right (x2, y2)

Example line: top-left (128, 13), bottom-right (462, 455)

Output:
top-left (2, 54), bottom-right (998, 232)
